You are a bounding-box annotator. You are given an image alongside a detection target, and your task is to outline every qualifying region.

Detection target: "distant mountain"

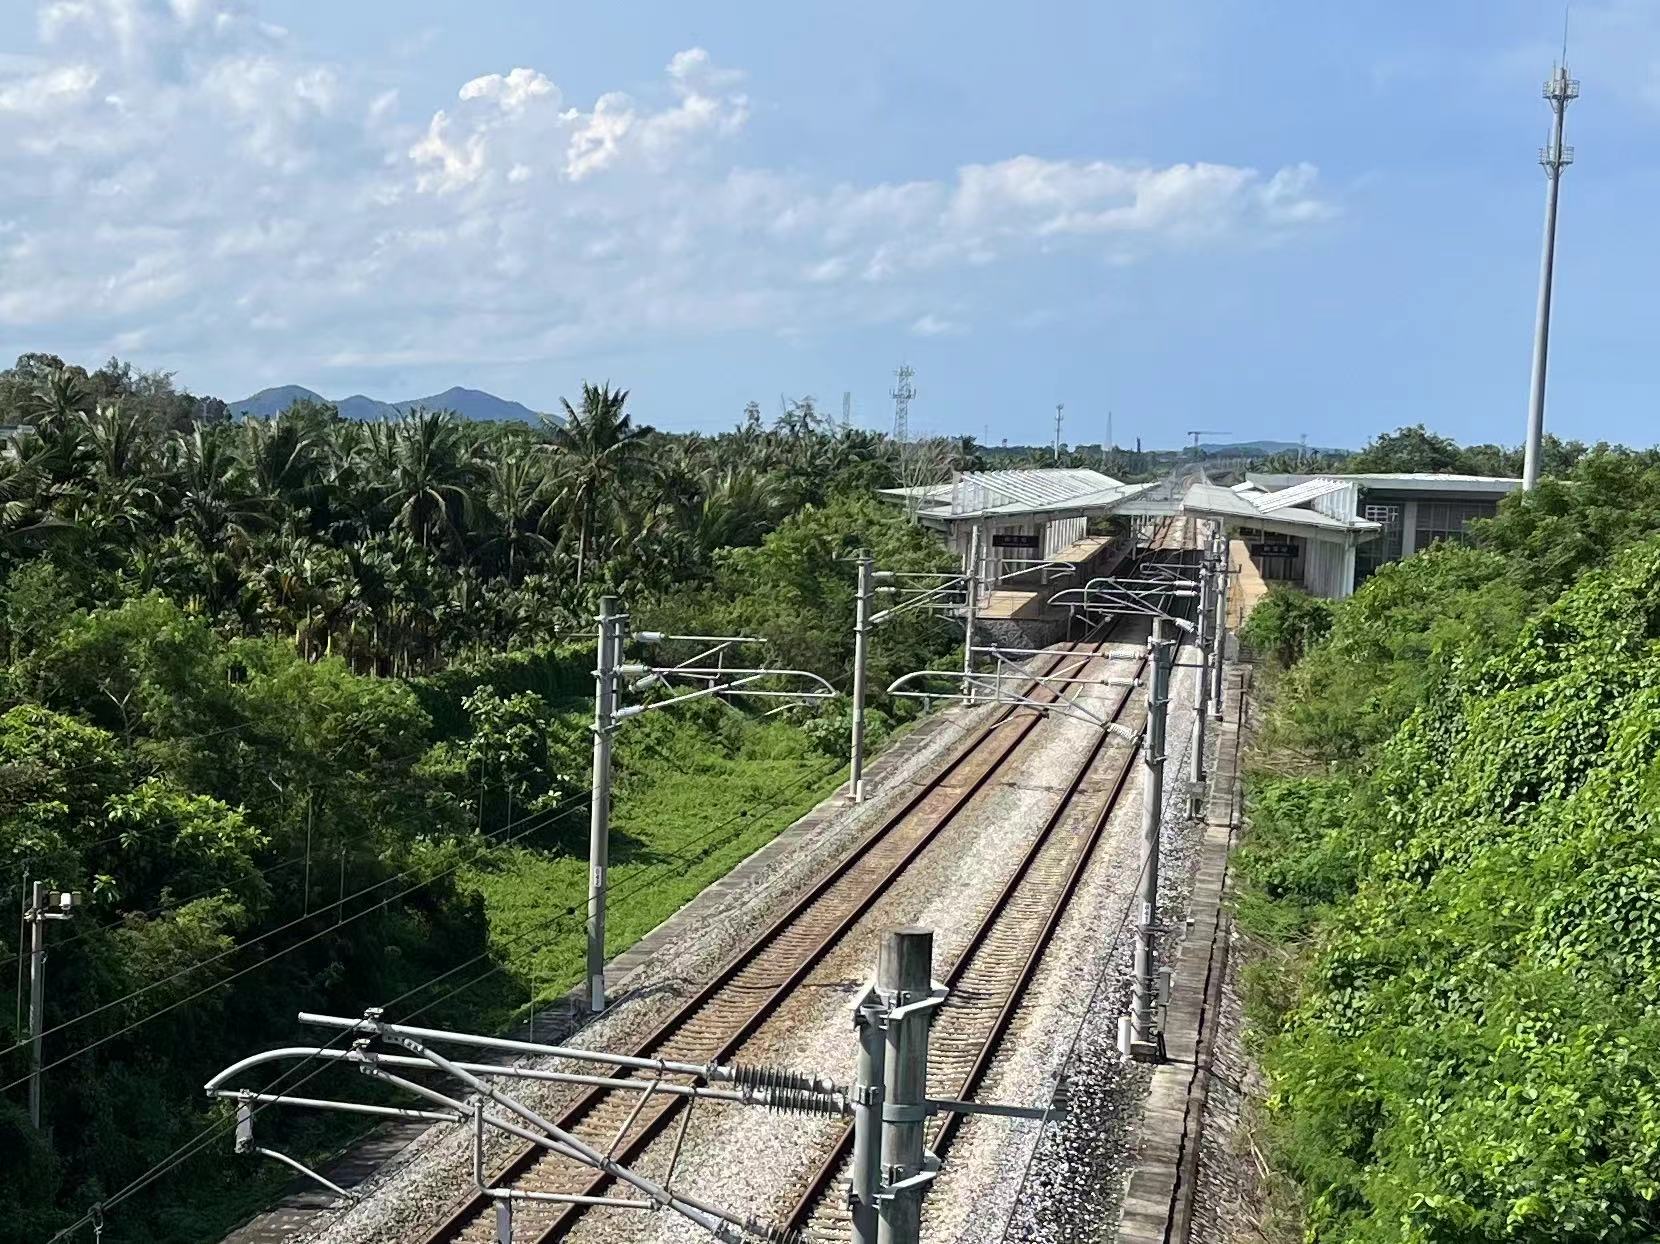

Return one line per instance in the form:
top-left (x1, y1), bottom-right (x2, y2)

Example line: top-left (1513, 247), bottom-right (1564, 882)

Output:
top-left (336, 394), bottom-right (394, 420)
top-left (390, 387), bottom-right (542, 423)
top-left (231, 384), bottom-right (549, 424)
top-left (231, 385), bottom-right (330, 419)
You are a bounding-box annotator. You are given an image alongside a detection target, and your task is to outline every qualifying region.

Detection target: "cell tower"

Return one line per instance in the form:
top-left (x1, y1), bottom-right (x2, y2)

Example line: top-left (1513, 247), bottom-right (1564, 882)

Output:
top-left (891, 364), bottom-right (929, 520)
top-left (891, 364), bottom-right (915, 443)
top-left (1522, 51), bottom-right (1578, 491)
top-left (842, 390), bottom-right (853, 433)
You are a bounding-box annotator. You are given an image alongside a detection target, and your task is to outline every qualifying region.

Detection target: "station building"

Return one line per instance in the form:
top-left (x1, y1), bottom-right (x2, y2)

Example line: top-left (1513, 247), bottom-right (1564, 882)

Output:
top-left (1186, 472), bottom-right (1522, 599)
top-left (880, 467), bottom-right (1524, 621)
top-left (878, 468), bottom-right (1162, 633)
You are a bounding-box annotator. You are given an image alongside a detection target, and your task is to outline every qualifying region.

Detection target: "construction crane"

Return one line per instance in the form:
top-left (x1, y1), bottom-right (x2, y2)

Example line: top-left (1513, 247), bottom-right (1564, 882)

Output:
top-left (1186, 430), bottom-right (1228, 461)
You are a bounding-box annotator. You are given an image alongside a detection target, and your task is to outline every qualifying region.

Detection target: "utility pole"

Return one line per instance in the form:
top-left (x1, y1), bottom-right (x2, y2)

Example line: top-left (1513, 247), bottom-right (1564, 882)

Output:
top-left (1523, 58), bottom-right (1579, 491)
top-left (586, 596), bottom-right (619, 1014)
top-left (849, 554), bottom-right (874, 803)
top-left (1211, 529), bottom-right (1230, 720)
top-left (1103, 410), bottom-right (1114, 472)
top-left (877, 927), bottom-right (933, 1244)
top-left (1053, 403), bottom-right (1064, 464)
top-left (849, 976), bottom-right (888, 1244)
top-left (25, 882), bottom-right (79, 1128)
top-left (1189, 554), bottom-right (1212, 797)
top-left (961, 525), bottom-right (981, 700)
top-left (584, 616), bottom-right (831, 1012)
top-left (1122, 619), bottom-right (1173, 1059)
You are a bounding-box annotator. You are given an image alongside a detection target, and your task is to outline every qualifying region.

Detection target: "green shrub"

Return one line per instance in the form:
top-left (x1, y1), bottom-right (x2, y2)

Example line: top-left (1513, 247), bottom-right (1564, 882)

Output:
top-left (1241, 586), bottom-right (1333, 668)
top-left (1244, 537), bottom-right (1660, 1242)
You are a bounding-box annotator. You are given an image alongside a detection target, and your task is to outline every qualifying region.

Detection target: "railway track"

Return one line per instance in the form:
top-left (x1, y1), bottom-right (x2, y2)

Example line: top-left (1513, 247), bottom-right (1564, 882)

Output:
top-left (410, 628), bottom-right (1134, 1244)
top-left (783, 647), bottom-right (1152, 1240)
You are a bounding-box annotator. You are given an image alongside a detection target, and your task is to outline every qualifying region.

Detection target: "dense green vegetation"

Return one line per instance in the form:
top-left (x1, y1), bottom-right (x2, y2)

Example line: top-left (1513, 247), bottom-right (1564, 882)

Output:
top-left (0, 354), bottom-right (958, 1241)
top-left (1237, 446), bottom-right (1660, 1241)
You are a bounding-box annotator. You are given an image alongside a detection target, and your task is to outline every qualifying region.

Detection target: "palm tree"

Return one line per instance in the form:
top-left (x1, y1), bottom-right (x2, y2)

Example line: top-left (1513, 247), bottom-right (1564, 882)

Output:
top-left (24, 366), bottom-right (95, 433)
top-left (479, 448), bottom-right (555, 582)
top-left (380, 408), bottom-right (482, 553)
top-left (544, 383), bottom-right (648, 586)
top-left (169, 427), bottom-right (262, 548)
top-left (242, 414), bottom-right (327, 520)
top-left (690, 467), bottom-right (783, 555)
top-left (946, 435), bottom-right (985, 473)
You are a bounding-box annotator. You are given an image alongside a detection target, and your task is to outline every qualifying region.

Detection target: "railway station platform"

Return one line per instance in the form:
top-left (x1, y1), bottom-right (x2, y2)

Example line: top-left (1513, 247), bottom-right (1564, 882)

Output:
top-left (977, 534), bottom-right (1136, 646)
top-left (1120, 664), bottom-right (1250, 1244)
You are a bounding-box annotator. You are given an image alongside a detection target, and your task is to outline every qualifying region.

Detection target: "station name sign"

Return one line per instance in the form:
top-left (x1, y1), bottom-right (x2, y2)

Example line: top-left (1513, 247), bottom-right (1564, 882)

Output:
top-left (1250, 541), bottom-right (1298, 559)
top-left (992, 533), bottom-right (1041, 549)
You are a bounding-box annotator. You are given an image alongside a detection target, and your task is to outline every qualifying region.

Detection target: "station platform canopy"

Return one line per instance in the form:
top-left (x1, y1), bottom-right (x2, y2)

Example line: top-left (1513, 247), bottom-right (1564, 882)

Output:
top-left (1244, 471), bottom-right (1522, 496)
top-left (1180, 478), bottom-right (1381, 543)
top-left (879, 468), bottom-right (1160, 527)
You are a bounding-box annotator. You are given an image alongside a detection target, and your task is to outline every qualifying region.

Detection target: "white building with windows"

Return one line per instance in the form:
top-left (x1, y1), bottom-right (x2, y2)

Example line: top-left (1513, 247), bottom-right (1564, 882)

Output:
top-left (1183, 472), bottom-right (1523, 600)
top-left (880, 468), bottom-right (1160, 583)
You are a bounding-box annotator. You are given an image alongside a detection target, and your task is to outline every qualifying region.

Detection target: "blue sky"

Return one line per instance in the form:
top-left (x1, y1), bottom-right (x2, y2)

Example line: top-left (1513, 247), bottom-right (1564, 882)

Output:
top-left (0, 1), bottom-right (1654, 450)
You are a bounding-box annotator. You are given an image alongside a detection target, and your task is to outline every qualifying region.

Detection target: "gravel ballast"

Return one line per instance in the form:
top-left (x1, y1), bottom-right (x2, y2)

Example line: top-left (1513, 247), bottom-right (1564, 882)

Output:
top-left (927, 642), bottom-right (1212, 1244)
top-left (561, 645), bottom-right (1142, 1244)
top-left (290, 695), bottom-right (1000, 1244)
top-left (285, 636), bottom-right (1212, 1244)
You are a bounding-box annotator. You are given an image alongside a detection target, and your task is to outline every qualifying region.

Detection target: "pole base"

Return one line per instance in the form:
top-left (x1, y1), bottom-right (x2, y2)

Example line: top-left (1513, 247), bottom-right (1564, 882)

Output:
top-left (1126, 1039), bottom-right (1164, 1064)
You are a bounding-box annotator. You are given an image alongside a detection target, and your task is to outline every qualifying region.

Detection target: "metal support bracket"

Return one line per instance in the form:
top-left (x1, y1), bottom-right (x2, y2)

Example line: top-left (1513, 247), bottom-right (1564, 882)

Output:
top-left (879, 1152), bottom-right (942, 1198)
top-left (924, 1096), bottom-right (1054, 1121)
top-left (886, 981), bottom-right (948, 1023)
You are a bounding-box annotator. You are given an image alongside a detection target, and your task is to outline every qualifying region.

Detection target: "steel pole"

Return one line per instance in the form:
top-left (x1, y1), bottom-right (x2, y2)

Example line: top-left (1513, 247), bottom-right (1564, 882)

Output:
top-left (1523, 158), bottom-right (1563, 490)
top-left (962, 525), bottom-right (981, 700)
top-left (1211, 533), bottom-right (1230, 720)
top-left (850, 555), bottom-right (874, 803)
top-left (877, 926), bottom-right (934, 1244)
top-left (27, 881), bottom-right (44, 1129)
top-left (586, 596), bottom-right (618, 1013)
top-left (1190, 557), bottom-right (1210, 788)
top-left (1524, 66), bottom-right (1575, 491)
top-left (849, 986), bottom-right (888, 1244)
top-left (1127, 622), bottom-right (1172, 1056)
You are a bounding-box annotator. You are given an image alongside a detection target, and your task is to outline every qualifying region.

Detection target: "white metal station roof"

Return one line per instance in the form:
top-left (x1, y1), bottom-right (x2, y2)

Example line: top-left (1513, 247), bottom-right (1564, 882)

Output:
top-left (948, 468), bottom-right (1122, 514)
top-left (1246, 472), bottom-right (1522, 495)
top-left (880, 468), bottom-right (1159, 523)
top-left (1255, 477), bottom-right (1351, 512)
top-left (1182, 480), bottom-right (1381, 542)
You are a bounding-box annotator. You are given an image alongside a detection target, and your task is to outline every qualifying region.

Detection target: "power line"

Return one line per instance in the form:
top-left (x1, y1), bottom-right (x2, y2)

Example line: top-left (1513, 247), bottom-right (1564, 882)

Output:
top-left (1, 715), bottom-right (599, 973)
top-left (0, 787), bottom-right (586, 1071)
top-left (38, 754), bottom-right (844, 1241)
top-left (4, 745), bottom-right (842, 1088)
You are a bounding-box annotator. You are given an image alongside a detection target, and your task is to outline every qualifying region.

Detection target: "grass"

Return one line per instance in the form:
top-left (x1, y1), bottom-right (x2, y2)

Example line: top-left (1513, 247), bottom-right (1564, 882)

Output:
top-left (460, 705), bottom-right (847, 1026)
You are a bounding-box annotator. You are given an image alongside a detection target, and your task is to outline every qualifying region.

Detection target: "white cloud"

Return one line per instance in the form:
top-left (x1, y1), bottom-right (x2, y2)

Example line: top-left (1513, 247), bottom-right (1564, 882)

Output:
top-left (910, 313), bottom-right (966, 337)
top-left (458, 67), bottom-right (555, 113)
top-left (0, 63), bottom-right (98, 114)
top-left (0, 1), bottom-right (1333, 389)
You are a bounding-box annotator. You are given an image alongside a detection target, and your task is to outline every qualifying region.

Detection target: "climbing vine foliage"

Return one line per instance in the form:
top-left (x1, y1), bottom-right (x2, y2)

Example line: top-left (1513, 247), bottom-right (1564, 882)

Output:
top-left (1242, 537), bottom-right (1660, 1242)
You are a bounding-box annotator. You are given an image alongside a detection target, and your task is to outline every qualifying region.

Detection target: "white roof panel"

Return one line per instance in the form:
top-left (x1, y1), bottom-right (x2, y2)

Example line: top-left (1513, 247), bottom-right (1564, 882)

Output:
top-left (1256, 477), bottom-right (1349, 512)
top-left (1180, 480), bottom-right (1380, 540)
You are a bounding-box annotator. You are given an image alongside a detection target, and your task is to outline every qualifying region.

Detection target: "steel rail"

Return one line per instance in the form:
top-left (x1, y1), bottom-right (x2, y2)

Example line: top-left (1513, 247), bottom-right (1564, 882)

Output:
top-left (408, 624), bottom-right (1126, 1244)
top-left (781, 646), bottom-right (1152, 1237)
